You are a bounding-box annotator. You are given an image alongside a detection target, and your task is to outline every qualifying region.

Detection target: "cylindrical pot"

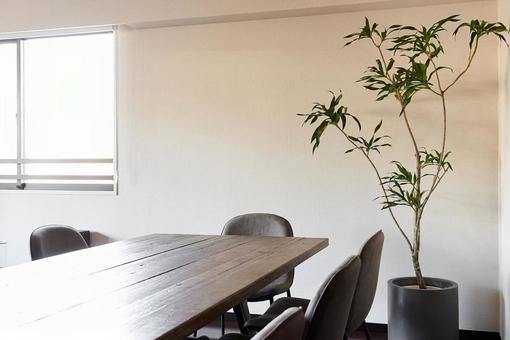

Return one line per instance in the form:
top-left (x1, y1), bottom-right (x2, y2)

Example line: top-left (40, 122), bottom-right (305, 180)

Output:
top-left (388, 277), bottom-right (459, 340)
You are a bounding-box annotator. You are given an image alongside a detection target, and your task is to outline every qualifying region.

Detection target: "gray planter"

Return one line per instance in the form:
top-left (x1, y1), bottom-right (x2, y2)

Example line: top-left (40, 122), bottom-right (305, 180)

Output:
top-left (388, 277), bottom-right (459, 340)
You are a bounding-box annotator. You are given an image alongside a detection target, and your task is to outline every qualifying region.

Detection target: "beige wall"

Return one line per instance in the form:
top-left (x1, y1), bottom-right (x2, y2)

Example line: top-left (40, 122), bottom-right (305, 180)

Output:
top-left (0, 0), bottom-right (501, 332)
top-left (499, 0), bottom-right (510, 337)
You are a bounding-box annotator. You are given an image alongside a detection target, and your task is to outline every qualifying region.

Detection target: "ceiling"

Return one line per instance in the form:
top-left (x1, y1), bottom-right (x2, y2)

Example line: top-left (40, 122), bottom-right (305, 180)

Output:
top-left (0, 0), bottom-right (492, 33)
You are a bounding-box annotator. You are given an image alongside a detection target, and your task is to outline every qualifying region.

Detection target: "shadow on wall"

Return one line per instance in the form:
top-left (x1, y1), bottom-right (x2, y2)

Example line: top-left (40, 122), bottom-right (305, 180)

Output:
top-left (501, 30), bottom-right (510, 339)
top-left (505, 43), bottom-right (509, 118)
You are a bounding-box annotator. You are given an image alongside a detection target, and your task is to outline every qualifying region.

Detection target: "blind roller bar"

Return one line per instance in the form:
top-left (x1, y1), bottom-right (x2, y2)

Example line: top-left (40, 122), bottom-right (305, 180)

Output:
top-left (0, 175), bottom-right (114, 180)
top-left (0, 183), bottom-right (114, 191)
top-left (0, 159), bottom-right (114, 164)
top-left (0, 25), bottom-right (115, 41)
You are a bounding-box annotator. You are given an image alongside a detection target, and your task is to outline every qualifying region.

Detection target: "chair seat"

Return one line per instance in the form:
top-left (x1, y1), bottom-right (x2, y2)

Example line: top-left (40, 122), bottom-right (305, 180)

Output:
top-left (245, 297), bottom-right (310, 331)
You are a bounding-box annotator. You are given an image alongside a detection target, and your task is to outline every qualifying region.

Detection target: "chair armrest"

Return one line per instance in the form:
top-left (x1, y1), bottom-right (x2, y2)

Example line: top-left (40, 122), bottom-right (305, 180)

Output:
top-left (244, 297), bottom-right (310, 332)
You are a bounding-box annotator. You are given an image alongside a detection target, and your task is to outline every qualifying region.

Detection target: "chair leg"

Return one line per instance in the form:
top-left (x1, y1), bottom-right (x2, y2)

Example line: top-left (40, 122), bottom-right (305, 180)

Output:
top-left (362, 321), bottom-right (372, 340)
top-left (286, 289), bottom-right (291, 297)
top-left (193, 331), bottom-right (197, 337)
top-left (233, 301), bottom-right (251, 335)
top-left (343, 334), bottom-right (349, 340)
top-left (269, 296), bottom-right (274, 305)
top-left (221, 313), bottom-right (226, 335)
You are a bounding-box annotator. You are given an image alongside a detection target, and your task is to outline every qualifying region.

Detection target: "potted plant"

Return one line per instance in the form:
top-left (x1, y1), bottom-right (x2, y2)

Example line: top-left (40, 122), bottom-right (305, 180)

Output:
top-left (300, 16), bottom-right (508, 340)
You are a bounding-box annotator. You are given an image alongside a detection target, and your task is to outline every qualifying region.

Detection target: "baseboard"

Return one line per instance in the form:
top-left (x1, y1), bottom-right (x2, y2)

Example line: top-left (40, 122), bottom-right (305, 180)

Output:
top-left (458, 329), bottom-right (501, 340)
top-left (367, 322), bottom-right (501, 340)
top-left (224, 313), bottom-right (501, 340)
top-left (364, 323), bottom-right (501, 340)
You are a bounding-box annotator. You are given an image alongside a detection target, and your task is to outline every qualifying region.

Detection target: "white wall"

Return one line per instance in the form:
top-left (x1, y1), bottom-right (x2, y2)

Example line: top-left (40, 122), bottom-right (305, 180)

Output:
top-left (0, 0), bottom-right (501, 332)
top-left (499, 0), bottom-right (510, 337)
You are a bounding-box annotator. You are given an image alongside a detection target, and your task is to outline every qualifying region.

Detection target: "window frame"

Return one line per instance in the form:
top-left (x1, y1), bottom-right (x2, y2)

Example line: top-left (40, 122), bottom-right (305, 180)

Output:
top-left (0, 27), bottom-right (118, 193)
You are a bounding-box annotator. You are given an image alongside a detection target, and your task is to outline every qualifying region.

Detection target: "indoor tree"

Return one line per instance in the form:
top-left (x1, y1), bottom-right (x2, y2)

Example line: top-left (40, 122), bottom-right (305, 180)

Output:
top-left (301, 15), bottom-right (508, 289)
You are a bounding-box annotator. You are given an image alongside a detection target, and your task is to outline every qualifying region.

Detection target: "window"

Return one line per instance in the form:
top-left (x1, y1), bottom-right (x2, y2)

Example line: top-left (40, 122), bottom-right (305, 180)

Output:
top-left (0, 29), bottom-right (116, 192)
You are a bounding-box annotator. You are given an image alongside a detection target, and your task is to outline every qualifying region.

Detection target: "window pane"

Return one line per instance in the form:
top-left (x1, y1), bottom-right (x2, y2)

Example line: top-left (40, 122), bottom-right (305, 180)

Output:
top-left (24, 163), bottom-right (113, 176)
top-left (0, 164), bottom-right (16, 176)
top-left (0, 164), bottom-right (17, 185)
top-left (23, 33), bottom-right (114, 159)
top-left (0, 43), bottom-right (18, 159)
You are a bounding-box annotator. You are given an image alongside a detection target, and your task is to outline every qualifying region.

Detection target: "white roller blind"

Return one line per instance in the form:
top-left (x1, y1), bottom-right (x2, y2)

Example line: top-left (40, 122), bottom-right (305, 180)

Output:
top-left (0, 29), bottom-right (117, 192)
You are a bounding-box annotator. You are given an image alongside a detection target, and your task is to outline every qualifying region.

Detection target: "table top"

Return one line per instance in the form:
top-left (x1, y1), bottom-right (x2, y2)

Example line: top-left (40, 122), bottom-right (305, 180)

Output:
top-left (0, 234), bottom-right (328, 339)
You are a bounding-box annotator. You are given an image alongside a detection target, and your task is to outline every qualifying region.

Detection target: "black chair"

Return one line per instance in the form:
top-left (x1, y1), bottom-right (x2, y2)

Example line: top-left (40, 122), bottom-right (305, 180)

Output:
top-left (252, 307), bottom-right (305, 340)
top-left (216, 307), bottom-right (305, 340)
top-left (222, 213), bottom-right (294, 303)
top-left (221, 213), bottom-right (294, 335)
top-left (190, 256), bottom-right (360, 340)
top-left (245, 230), bottom-right (384, 340)
top-left (30, 225), bottom-right (88, 260)
top-left (344, 230), bottom-right (384, 340)
top-left (245, 255), bottom-right (361, 340)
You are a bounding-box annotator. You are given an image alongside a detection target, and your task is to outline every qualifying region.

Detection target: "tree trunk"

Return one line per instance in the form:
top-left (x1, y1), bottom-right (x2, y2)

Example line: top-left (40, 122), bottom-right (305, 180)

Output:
top-left (412, 252), bottom-right (427, 289)
top-left (413, 211), bottom-right (427, 289)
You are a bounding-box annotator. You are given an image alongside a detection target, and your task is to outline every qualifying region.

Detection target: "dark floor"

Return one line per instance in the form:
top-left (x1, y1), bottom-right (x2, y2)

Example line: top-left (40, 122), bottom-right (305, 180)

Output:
top-left (195, 315), bottom-right (386, 339)
top-left (195, 315), bottom-right (500, 340)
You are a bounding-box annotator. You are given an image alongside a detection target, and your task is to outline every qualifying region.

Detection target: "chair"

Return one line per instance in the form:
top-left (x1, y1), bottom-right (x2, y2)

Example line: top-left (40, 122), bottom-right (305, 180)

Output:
top-left (216, 307), bottom-right (305, 340)
top-left (190, 256), bottom-right (360, 340)
top-left (222, 213), bottom-right (294, 303)
top-left (245, 255), bottom-right (361, 340)
top-left (221, 213), bottom-right (295, 335)
top-left (344, 230), bottom-right (384, 340)
top-left (252, 307), bottom-right (305, 340)
top-left (30, 225), bottom-right (88, 260)
top-left (245, 230), bottom-right (384, 340)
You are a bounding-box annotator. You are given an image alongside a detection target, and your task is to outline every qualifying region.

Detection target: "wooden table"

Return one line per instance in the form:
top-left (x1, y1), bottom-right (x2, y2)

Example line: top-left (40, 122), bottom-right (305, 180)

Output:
top-left (0, 234), bottom-right (328, 339)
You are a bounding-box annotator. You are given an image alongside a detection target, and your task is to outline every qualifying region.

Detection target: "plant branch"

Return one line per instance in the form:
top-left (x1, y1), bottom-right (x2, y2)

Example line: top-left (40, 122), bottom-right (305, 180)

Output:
top-left (422, 168), bottom-right (448, 213)
top-left (373, 35), bottom-right (427, 288)
top-left (444, 38), bottom-right (479, 92)
top-left (420, 58), bottom-right (448, 211)
top-left (428, 87), bottom-right (442, 96)
top-left (373, 38), bottom-right (424, 219)
top-left (333, 124), bottom-right (414, 251)
top-left (372, 40), bottom-right (421, 166)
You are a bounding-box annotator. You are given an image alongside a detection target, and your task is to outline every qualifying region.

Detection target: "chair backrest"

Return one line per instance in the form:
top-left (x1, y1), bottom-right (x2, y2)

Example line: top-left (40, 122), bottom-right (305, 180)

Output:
top-left (344, 230), bottom-right (385, 335)
top-left (30, 225), bottom-right (88, 261)
top-left (222, 213), bottom-right (293, 237)
top-left (222, 213), bottom-right (295, 292)
top-left (303, 255), bottom-right (361, 340)
top-left (252, 307), bottom-right (305, 340)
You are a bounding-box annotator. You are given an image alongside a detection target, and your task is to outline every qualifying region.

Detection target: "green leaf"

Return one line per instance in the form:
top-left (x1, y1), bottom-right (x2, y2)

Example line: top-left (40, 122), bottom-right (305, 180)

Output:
top-left (387, 58), bottom-right (395, 71)
top-left (311, 120), bottom-right (329, 153)
top-left (374, 120), bottom-right (383, 134)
